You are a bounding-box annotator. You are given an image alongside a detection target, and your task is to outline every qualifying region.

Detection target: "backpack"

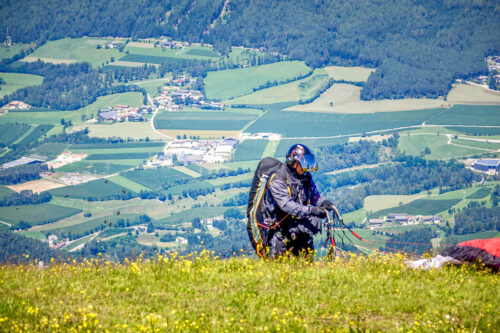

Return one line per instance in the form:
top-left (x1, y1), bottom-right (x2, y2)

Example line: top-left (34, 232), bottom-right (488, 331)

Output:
top-left (246, 157), bottom-right (283, 257)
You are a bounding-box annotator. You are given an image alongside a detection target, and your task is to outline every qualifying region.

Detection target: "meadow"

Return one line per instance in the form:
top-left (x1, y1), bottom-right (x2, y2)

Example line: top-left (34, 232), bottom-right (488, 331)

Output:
top-left (48, 179), bottom-right (134, 200)
top-left (445, 126), bottom-right (500, 136)
top-left (446, 84), bottom-right (500, 105)
top-left (451, 137), bottom-right (500, 151)
top-left (123, 168), bottom-right (192, 190)
top-left (57, 161), bottom-right (137, 175)
top-left (323, 65), bottom-right (376, 81)
top-left (233, 139), bottom-right (267, 161)
top-left (0, 254), bottom-right (497, 331)
top-left (32, 143), bottom-right (68, 159)
top-left (247, 104), bottom-right (442, 138)
top-left (466, 187), bottom-right (492, 199)
top-left (275, 137), bottom-right (349, 157)
top-left (155, 206), bottom-right (227, 225)
top-left (371, 199), bottom-right (461, 218)
top-left (119, 54), bottom-right (193, 65)
top-left (427, 105), bottom-right (500, 126)
top-left (0, 72), bottom-right (44, 98)
top-left (398, 134), bottom-right (486, 159)
top-left (0, 203), bottom-right (81, 226)
top-left (15, 124), bottom-right (53, 147)
top-left (0, 185), bottom-right (15, 200)
top-left (204, 61), bottom-right (311, 100)
top-left (0, 123), bottom-right (31, 146)
top-left (153, 110), bottom-right (258, 131)
top-left (0, 44), bottom-right (27, 61)
top-left (72, 122), bottom-right (166, 140)
top-left (85, 152), bottom-right (155, 160)
top-left (48, 213), bottom-right (140, 238)
top-left (107, 175), bottom-right (150, 193)
top-left (123, 45), bottom-right (220, 61)
top-left (70, 142), bottom-right (164, 150)
top-left (20, 38), bottom-right (122, 67)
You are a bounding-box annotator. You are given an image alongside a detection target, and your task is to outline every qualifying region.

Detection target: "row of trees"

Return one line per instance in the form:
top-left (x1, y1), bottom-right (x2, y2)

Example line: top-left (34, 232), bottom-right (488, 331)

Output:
top-left (0, 190), bottom-right (51, 206)
top-left (0, 163), bottom-right (49, 185)
top-left (453, 203), bottom-right (500, 235)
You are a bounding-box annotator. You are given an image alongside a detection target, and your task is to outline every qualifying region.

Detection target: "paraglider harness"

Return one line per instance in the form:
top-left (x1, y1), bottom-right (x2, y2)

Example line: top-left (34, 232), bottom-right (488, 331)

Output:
top-left (247, 157), bottom-right (362, 258)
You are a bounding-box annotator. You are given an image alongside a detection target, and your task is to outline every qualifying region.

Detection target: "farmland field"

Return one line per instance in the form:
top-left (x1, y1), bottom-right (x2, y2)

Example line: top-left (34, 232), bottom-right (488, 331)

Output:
top-left (285, 84), bottom-right (447, 114)
top-left (427, 105), bottom-right (500, 126)
top-left (466, 187), bottom-right (492, 199)
top-left (0, 72), bottom-right (43, 98)
top-left (155, 206), bottom-right (227, 225)
top-left (6, 179), bottom-right (66, 193)
top-left (363, 192), bottom-right (428, 213)
top-left (447, 84), bottom-right (500, 105)
top-left (445, 126), bottom-right (500, 136)
top-left (124, 167), bottom-right (192, 189)
top-left (57, 161), bottom-right (137, 175)
top-left (247, 104), bottom-right (443, 138)
top-left (119, 54), bottom-right (194, 64)
top-left (227, 69), bottom-right (330, 105)
top-left (21, 38), bottom-right (122, 67)
top-left (133, 78), bottom-right (171, 98)
top-left (164, 180), bottom-right (214, 195)
top-left (0, 185), bottom-right (15, 200)
top-left (154, 110), bottom-right (258, 131)
top-left (0, 44), bottom-right (27, 61)
top-left (48, 178), bottom-right (135, 200)
top-left (207, 173), bottom-right (253, 187)
top-left (371, 199), bottom-right (461, 218)
top-left (32, 142), bottom-right (68, 159)
top-left (233, 140), bottom-right (267, 161)
top-left (0, 203), bottom-right (82, 226)
top-left (107, 175), bottom-right (150, 192)
top-left (0, 123), bottom-right (31, 146)
top-left (123, 45), bottom-right (220, 60)
top-left (70, 142), bottom-right (164, 149)
top-left (186, 48), bottom-right (219, 57)
top-left (447, 230), bottom-right (500, 244)
top-left (15, 124), bottom-right (53, 147)
top-left (451, 138), bottom-right (500, 151)
top-left (171, 166), bottom-right (202, 178)
top-left (323, 65), bottom-right (376, 82)
top-left (204, 61), bottom-right (311, 100)
top-left (85, 152), bottom-right (156, 160)
top-left (341, 208), bottom-right (367, 226)
top-left (72, 122), bottom-right (166, 140)
top-left (275, 137), bottom-right (349, 157)
top-left (398, 134), bottom-right (487, 159)
top-left (48, 213), bottom-right (140, 237)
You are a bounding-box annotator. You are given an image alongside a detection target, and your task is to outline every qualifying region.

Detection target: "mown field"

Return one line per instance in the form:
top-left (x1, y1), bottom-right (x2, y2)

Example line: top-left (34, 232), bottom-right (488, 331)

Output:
top-left (155, 206), bottom-right (227, 225)
top-left (246, 104), bottom-right (443, 138)
top-left (371, 199), bottom-right (461, 218)
top-left (153, 110), bottom-right (258, 131)
top-left (72, 122), bottom-right (166, 140)
top-left (0, 255), bottom-right (497, 332)
top-left (124, 168), bottom-right (192, 190)
top-left (466, 187), bottom-right (492, 199)
top-left (0, 203), bottom-right (81, 226)
top-left (323, 65), bottom-right (376, 81)
top-left (445, 126), bottom-right (500, 136)
top-left (0, 123), bottom-right (31, 146)
top-left (20, 38), bottom-right (122, 67)
top-left (123, 45), bottom-right (220, 61)
top-left (15, 124), bottom-right (53, 147)
top-left (48, 179), bottom-right (134, 200)
top-left (204, 61), bottom-right (311, 100)
top-left (48, 213), bottom-right (140, 238)
top-left (233, 140), bottom-right (267, 161)
top-left (32, 142), bottom-right (68, 159)
top-left (57, 161), bottom-right (138, 175)
top-left (446, 84), bottom-right (500, 105)
top-left (398, 134), bottom-right (486, 159)
top-left (427, 105), bottom-right (500, 126)
top-left (0, 72), bottom-right (44, 98)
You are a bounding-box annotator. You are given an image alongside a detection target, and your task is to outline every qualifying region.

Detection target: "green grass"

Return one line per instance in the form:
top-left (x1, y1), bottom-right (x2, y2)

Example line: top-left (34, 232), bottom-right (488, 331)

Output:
top-left (204, 61), bottom-right (311, 100)
top-left (155, 206), bottom-right (227, 225)
top-left (447, 83), bottom-right (500, 104)
top-left (32, 143), bottom-right (68, 159)
top-left (72, 122), bottom-right (166, 140)
top-left (124, 168), bottom-right (192, 190)
top-left (262, 140), bottom-right (280, 159)
top-left (164, 180), bottom-right (214, 195)
top-left (324, 65), bottom-right (376, 82)
top-left (0, 123), bottom-right (31, 146)
top-left (275, 137), bottom-right (349, 157)
top-left (119, 54), bottom-right (195, 64)
top-left (0, 203), bottom-right (82, 226)
top-left (154, 110), bottom-right (258, 131)
top-left (124, 45), bottom-right (220, 61)
top-left (427, 105), bottom-right (500, 126)
top-left (444, 126), bottom-right (500, 136)
top-left (15, 124), bottom-right (53, 147)
top-left (48, 213), bottom-right (140, 238)
top-left (24, 38), bottom-right (122, 67)
top-left (339, 209), bottom-right (367, 226)
top-left (57, 161), bottom-right (136, 175)
top-left (448, 230), bottom-right (500, 243)
top-left (1, 254), bottom-right (498, 331)
top-left (18, 230), bottom-right (46, 240)
top-left (85, 152), bottom-right (156, 160)
top-left (0, 72), bottom-right (44, 98)
top-left (398, 134), bottom-right (485, 159)
top-left (133, 78), bottom-right (171, 98)
top-left (107, 175), bottom-right (150, 193)
top-left (185, 48), bottom-right (219, 57)
top-left (0, 185), bottom-right (15, 200)
top-left (207, 173), bottom-right (253, 187)
top-left (247, 103), bottom-right (443, 138)
top-left (48, 179), bottom-right (135, 200)
top-left (0, 44), bottom-right (27, 61)
top-left (452, 138), bottom-right (500, 150)
top-left (371, 199), bottom-right (461, 218)
top-left (466, 187), bottom-right (492, 199)
top-left (233, 140), bottom-right (267, 161)
top-left (70, 142), bottom-right (164, 149)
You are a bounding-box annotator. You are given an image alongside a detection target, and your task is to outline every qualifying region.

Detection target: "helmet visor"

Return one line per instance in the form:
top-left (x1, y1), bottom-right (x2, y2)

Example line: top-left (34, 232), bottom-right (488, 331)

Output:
top-left (298, 153), bottom-right (318, 172)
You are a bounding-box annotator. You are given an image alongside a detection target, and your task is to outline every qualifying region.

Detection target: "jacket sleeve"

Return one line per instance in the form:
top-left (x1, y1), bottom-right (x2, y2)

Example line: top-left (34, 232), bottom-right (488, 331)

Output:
top-left (268, 176), bottom-right (312, 218)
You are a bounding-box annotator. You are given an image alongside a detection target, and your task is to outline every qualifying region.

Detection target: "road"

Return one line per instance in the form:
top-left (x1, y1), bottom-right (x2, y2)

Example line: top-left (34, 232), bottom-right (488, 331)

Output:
top-left (148, 93), bottom-right (173, 140)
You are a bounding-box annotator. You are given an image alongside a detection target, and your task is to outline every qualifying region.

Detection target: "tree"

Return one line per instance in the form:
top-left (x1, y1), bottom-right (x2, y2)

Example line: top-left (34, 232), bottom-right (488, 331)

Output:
top-left (146, 222), bottom-right (154, 233)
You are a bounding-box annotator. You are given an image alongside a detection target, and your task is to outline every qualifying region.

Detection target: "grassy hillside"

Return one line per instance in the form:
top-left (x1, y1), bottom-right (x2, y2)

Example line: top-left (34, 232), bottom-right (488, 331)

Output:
top-left (0, 254), bottom-right (497, 331)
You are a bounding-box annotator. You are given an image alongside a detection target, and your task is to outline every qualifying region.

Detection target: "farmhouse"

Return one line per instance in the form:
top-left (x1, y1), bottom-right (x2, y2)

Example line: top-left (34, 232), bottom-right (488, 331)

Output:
top-left (368, 219), bottom-right (384, 229)
top-left (1, 154), bottom-right (47, 169)
top-left (472, 159), bottom-right (500, 173)
top-left (420, 216), bottom-right (444, 224)
top-left (3, 100), bottom-right (31, 110)
top-left (98, 111), bottom-right (118, 122)
top-left (384, 213), bottom-right (417, 224)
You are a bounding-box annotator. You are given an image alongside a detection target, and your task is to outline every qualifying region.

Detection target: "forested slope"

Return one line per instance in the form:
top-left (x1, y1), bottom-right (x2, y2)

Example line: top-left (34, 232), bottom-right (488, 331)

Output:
top-left (0, 0), bottom-right (499, 99)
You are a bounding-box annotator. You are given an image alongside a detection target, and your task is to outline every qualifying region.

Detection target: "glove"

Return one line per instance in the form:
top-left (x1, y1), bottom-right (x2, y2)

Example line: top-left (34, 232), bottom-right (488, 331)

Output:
top-left (310, 206), bottom-right (327, 218)
top-left (321, 200), bottom-right (335, 211)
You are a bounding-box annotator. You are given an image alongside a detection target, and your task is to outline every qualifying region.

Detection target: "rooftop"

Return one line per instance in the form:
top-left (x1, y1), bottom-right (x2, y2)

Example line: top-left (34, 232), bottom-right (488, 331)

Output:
top-left (474, 159), bottom-right (500, 167)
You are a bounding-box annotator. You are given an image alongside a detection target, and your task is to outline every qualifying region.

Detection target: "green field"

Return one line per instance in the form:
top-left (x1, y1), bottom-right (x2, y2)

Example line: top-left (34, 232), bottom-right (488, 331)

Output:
top-left (186, 48), bottom-right (219, 57)
top-left (371, 199), bottom-right (461, 218)
top-left (57, 161), bottom-right (137, 175)
top-left (427, 105), bottom-right (500, 126)
top-left (85, 152), bottom-right (156, 160)
top-left (0, 185), bottom-right (15, 200)
top-left (124, 45), bottom-right (220, 61)
top-left (275, 137), bottom-right (349, 157)
top-left (398, 134), bottom-right (487, 159)
top-left (0, 123), bottom-right (31, 146)
top-left (107, 175), bottom-right (150, 193)
top-left (324, 65), bottom-right (376, 82)
top-left (48, 213), bottom-right (140, 237)
top-left (0, 44), bottom-right (27, 61)
top-left (164, 180), bottom-right (215, 195)
top-left (0, 203), bottom-right (82, 226)
top-left (72, 122), bottom-right (166, 140)
top-left (124, 168), bottom-right (192, 190)
top-left (48, 179), bottom-right (135, 200)
top-left (154, 110), bottom-right (258, 131)
top-left (446, 84), bottom-right (500, 105)
top-left (22, 38), bottom-right (122, 67)
top-left (119, 54), bottom-right (195, 64)
top-left (444, 126), bottom-right (500, 135)
top-left (204, 61), bottom-right (311, 100)
top-left (466, 187), bottom-right (492, 199)
top-left (155, 206), bottom-right (227, 225)
top-left (207, 173), bottom-right (253, 187)
top-left (15, 124), bottom-right (53, 147)
top-left (446, 230), bottom-right (500, 244)
top-left (133, 78), bottom-right (171, 98)
top-left (452, 138), bottom-right (500, 151)
top-left (247, 103), bottom-right (443, 138)
top-left (70, 142), bottom-right (164, 149)
top-left (233, 140), bottom-right (267, 161)
top-left (227, 69), bottom-right (330, 105)
top-left (0, 72), bottom-right (44, 98)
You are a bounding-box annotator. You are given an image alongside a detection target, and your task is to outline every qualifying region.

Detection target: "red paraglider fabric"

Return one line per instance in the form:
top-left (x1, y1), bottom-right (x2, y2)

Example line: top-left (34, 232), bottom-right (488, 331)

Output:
top-left (458, 238), bottom-right (500, 257)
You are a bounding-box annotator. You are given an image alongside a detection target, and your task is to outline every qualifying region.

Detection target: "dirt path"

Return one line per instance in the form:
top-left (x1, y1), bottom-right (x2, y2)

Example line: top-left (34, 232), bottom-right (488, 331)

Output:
top-left (445, 134), bottom-right (499, 152)
top-left (0, 220), bottom-right (12, 227)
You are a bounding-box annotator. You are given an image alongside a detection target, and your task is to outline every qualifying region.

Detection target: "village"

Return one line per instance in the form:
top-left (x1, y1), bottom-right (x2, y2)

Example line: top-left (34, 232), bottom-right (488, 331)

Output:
top-left (368, 213), bottom-right (444, 230)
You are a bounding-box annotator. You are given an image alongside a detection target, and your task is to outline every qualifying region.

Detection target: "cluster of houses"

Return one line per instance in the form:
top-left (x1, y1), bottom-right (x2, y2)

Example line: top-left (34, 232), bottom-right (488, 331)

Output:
top-left (151, 138), bottom-right (239, 166)
top-left (474, 56), bottom-right (500, 88)
top-left (487, 56), bottom-right (500, 72)
top-left (97, 104), bottom-right (152, 122)
top-left (160, 39), bottom-right (188, 49)
top-left (0, 100), bottom-right (32, 114)
top-left (153, 76), bottom-right (223, 111)
top-left (368, 213), bottom-right (444, 229)
top-left (471, 159), bottom-right (500, 175)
